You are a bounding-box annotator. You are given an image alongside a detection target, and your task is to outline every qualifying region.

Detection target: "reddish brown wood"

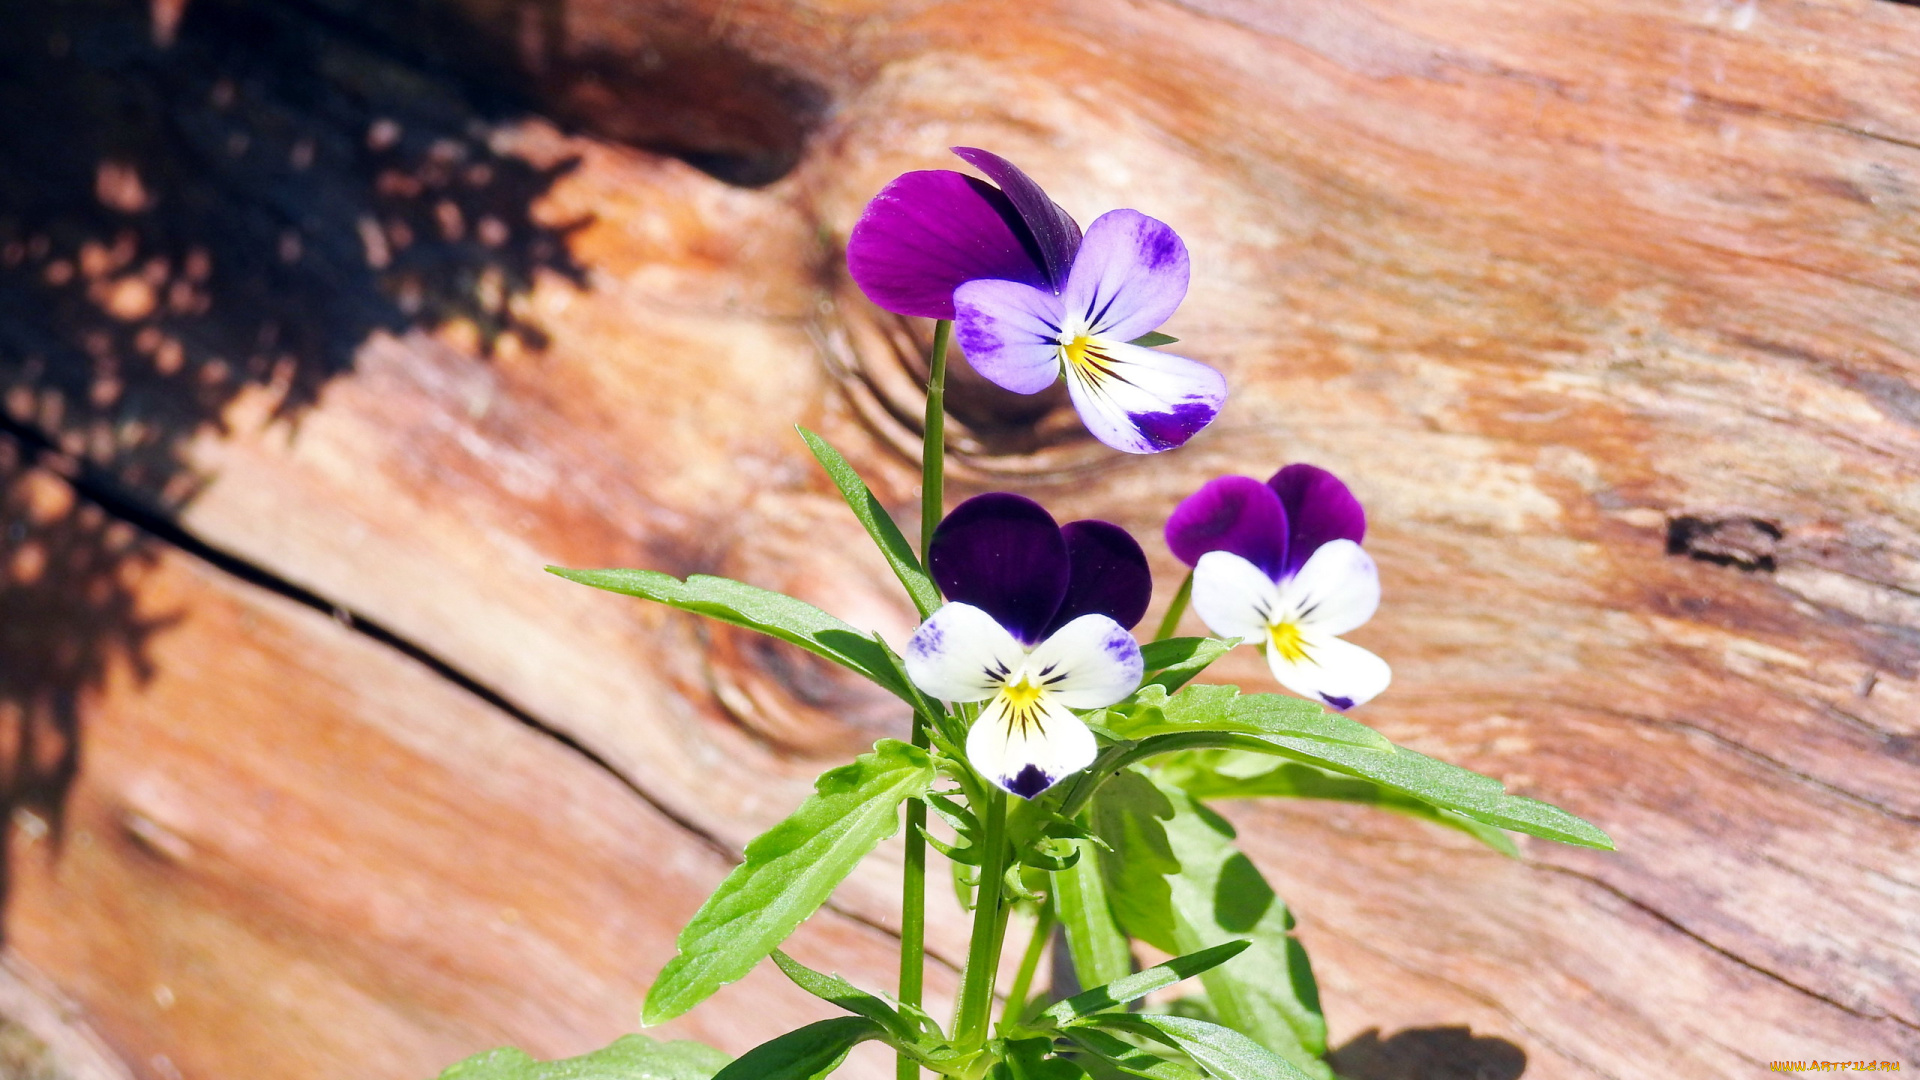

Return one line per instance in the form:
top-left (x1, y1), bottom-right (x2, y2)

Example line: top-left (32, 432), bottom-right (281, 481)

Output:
top-left (2, 0), bottom-right (1918, 1076)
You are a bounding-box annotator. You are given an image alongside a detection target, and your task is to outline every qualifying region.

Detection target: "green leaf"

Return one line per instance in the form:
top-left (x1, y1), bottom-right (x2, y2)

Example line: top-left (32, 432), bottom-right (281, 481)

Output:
top-left (1136, 638), bottom-right (1237, 694)
top-left (1040, 941), bottom-right (1250, 1025)
top-left (710, 1018), bottom-right (884, 1080)
top-left (437, 1035), bottom-right (729, 1080)
top-left (644, 741), bottom-right (935, 1024)
top-left (1111, 685), bottom-right (1390, 751)
top-left (1004, 1038), bottom-right (1091, 1080)
top-left (1233, 735), bottom-right (1612, 849)
top-left (1088, 772), bottom-right (1181, 955)
top-left (1051, 840), bottom-right (1129, 993)
top-left (1091, 774), bottom-right (1328, 1077)
top-left (1155, 754), bottom-right (1518, 856)
top-left (1077, 1016), bottom-right (1316, 1080)
top-left (798, 427), bottom-right (942, 618)
top-left (547, 568), bottom-right (915, 703)
top-left (1126, 331), bottom-right (1180, 348)
top-left (1062, 1028), bottom-right (1203, 1080)
top-left (770, 951), bottom-right (925, 1044)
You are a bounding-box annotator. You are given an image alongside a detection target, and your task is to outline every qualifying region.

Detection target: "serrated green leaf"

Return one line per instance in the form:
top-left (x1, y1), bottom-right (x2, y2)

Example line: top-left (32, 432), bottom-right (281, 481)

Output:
top-left (548, 568), bottom-right (915, 702)
top-left (1078, 1016), bottom-right (1315, 1080)
top-left (1040, 941), bottom-right (1249, 1025)
top-left (770, 951), bottom-right (925, 1045)
top-left (1154, 754), bottom-right (1518, 856)
top-left (436, 1034), bottom-right (729, 1080)
top-left (1062, 1028), bottom-right (1203, 1080)
top-left (1136, 638), bottom-right (1237, 694)
top-left (1126, 331), bottom-right (1180, 348)
top-left (1236, 735), bottom-right (1611, 849)
top-left (1111, 685), bottom-right (1390, 751)
top-left (1052, 837), bottom-right (1133, 992)
top-left (798, 427), bottom-right (942, 618)
top-left (1091, 774), bottom-right (1328, 1077)
top-left (711, 1017), bottom-right (884, 1080)
top-left (644, 741), bottom-right (935, 1024)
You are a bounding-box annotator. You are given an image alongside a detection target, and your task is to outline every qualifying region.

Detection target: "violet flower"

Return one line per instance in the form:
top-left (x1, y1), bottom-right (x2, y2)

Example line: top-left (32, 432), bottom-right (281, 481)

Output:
top-left (847, 148), bottom-right (1226, 455)
top-left (904, 493), bottom-right (1151, 798)
top-left (1165, 465), bottom-right (1390, 711)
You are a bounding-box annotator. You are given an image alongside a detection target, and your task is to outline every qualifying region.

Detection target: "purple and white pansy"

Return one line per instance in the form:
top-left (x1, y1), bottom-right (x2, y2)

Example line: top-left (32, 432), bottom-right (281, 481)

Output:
top-left (904, 493), bottom-right (1151, 799)
top-left (1166, 465), bottom-right (1390, 711)
top-left (846, 148), bottom-right (1227, 456)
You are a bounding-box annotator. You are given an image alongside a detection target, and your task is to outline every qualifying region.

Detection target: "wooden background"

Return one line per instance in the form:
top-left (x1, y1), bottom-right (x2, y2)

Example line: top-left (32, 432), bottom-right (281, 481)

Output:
top-left (1, 0), bottom-right (1918, 1076)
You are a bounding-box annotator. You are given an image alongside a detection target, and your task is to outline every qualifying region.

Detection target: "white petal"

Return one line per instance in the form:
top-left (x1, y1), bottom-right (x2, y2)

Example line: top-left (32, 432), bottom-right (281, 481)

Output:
top-left (1190, 550), bottom-right (1281, 644)
top-left (967, 692), bottom-right (1098, 798)
top-left (904, 602), bottom-right (1025, 703)
top-left (1062, 340), bottom-right (1226, 455)
top-left (1276, 538), bottom-right (1379, 636)
top-left (1023, 614), bottom-right (1143, 710)
top-left (1265, 632), bottom-right (1391, 711)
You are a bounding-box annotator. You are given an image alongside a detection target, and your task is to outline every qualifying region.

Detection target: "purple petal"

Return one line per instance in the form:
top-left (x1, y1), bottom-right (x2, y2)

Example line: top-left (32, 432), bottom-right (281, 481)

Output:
top-left (1061, 340), bottom-right (1226, 454)
top-left (846, 170), bottom-right (1051, 319)
top-left (1164, 476), bottom-right (1288, 578)
top-left (951, 148), bottom-right (1082, 292)
top-left (1060, 209), bottom-right (1189, 342)
top-left (929, 493), bottom-right (1069, 645)
top-left (953, 279), bottom-right (1067, 395)
top-left (1050, 520), bottom-right (1153, 633)
top-left (1268, 464), bottom-right (1367, 578)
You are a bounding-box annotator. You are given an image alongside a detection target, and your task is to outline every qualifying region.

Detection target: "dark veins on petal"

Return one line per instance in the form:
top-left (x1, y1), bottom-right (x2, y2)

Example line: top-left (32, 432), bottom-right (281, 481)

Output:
top-left (951, 146), bottom-right (1081, 292)
top-left (930, 493), bottom-right (1071, 645)
top-left (1052, 520), bottom-right (1152, 632)
top-left (1006, 764), bottom-right (1056, 799)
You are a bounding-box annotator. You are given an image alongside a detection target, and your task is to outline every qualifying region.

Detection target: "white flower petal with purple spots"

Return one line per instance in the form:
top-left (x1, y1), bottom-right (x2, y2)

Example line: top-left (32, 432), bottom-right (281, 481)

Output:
top-left (1276, 539), bottom-right (1379, 637)
top-left (1264, 631), bottom-right (1391, 712)
top-left (953, 278), bottom-right (1070, 395)
top-left (903, 602), bottom-right (1026, 703)
top-left (1020, 613), bottom-right (1143, 710)
top-left (967, 691), bottom-right (1098, 800)
top-left (1061, 209), bottom-right (1191, 343)
top-left (1062, 339), bottom-right (1226, 455)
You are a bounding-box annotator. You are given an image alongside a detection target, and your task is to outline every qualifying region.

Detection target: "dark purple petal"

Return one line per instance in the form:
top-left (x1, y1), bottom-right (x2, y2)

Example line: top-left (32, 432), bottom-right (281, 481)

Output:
top-left (1050, 520), bottom-right (1153, 633)
top-left (846, 170), bottom-right (1051, 319)
top-left (1268, 464), bottom-right (1367, 578)
top-left (951, 147), bottom-right (1082, 292)
top-left (930, 493), bottom-right (1069, 645)
top-left (1164, 475), bottom-right (1288, 579)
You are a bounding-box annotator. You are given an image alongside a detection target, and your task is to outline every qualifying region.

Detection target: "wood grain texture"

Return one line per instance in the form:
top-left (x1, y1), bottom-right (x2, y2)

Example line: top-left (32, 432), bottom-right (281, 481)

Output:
top-left (1, 0), bottom-right (1917, 1076)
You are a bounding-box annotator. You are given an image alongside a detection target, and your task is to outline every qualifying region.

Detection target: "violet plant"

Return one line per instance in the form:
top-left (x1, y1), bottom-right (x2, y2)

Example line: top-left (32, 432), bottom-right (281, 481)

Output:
top-left (438, 149), bottom-right (1611, 1080)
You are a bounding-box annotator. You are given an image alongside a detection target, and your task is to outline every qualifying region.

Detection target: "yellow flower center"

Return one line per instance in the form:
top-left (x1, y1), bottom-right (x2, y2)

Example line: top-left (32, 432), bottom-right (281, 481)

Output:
top-left (1060, 334), bottom-right (1117, 381)
top-left (1001, 676), bottom-right (1044, 711)
top-left (1269, 622), bottom-right (1310, 664)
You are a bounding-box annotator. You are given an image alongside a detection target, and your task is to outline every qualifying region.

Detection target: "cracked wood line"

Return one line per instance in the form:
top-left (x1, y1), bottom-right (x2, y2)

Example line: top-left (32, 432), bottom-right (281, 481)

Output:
top-left (2, 0), bottom-right (1919, 1075)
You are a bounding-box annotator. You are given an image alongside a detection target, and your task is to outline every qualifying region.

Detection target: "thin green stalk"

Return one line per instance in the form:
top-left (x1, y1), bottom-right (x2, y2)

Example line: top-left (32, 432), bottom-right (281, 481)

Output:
top-left (899, 318), bottom-right (950, 1080)
top-left (999, 901), bottom-right (1057, 1032)
top-left (920, 319), bottom-right (952, 560)
top-left (1153, 569), bottom-right (1194, 641)
top-left (954, 788), bottom-right (1010, 1049)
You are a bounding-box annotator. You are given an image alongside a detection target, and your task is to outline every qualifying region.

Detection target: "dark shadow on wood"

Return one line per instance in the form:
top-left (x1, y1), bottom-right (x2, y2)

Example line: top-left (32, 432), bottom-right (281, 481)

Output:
top-left (1330, 1026), bottom-right (1527, 1080)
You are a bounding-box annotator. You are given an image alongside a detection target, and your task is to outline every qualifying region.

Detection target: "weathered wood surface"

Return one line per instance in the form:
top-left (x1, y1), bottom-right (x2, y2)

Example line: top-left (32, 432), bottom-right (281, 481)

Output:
top-left (2, 0), bottom-right (1919, 1076)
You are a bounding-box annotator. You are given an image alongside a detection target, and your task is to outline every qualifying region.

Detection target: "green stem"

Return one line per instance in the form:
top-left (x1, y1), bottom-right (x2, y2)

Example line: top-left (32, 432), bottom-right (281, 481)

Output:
top-left (920, 319), bottom-right (952, 561)
top-left (954, 788), bottom-right (1010, 1049)
top-left (899, 318), bottom-right (951, 1080)
top-left (999, 901), bottom-right (1057, 1032)
top-left (1153, 570), bottom-right (1194, 642)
